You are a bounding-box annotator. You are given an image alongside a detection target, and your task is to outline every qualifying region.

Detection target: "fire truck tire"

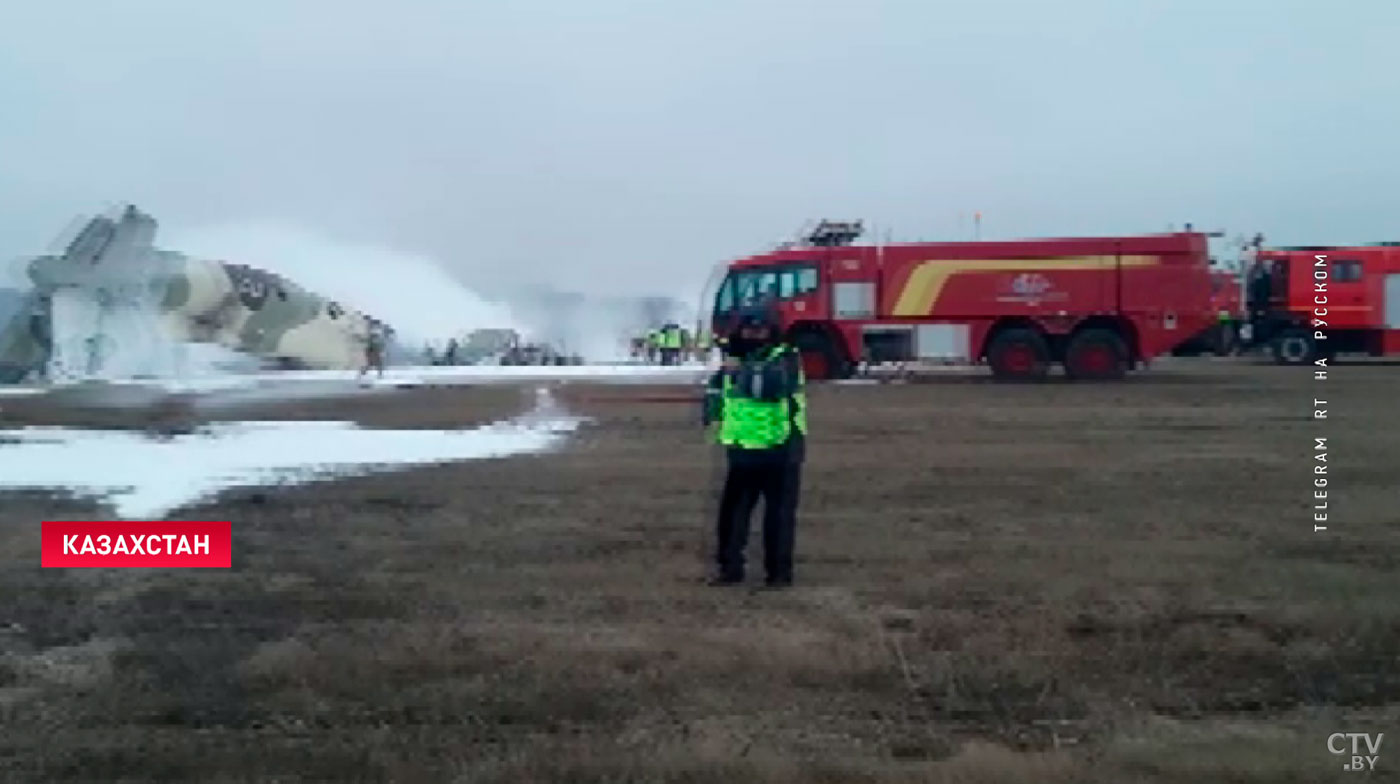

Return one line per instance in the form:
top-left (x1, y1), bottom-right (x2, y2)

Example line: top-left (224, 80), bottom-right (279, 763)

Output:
top-left (1064, 328), bottom-right (1129, 380)
top-left (986, 328), bottom-right (1051, 381)
top-left (1214, 325), bottom-right (1237, 357)
top-left (1272, 329), bottom-right (1313, 365)
top-left (792, 331), bottom-right (847, 381)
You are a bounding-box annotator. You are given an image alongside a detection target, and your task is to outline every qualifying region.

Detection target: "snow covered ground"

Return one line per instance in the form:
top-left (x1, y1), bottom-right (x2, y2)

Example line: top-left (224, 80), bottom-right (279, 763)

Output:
top-left (241, 362), bottom-right (713, 387)
top-left (0, 364), bottom-right (708, 517)
top-left (0, 388), bottom-right (584, 519)
top-left (0, 362), bottom-right (713, 399)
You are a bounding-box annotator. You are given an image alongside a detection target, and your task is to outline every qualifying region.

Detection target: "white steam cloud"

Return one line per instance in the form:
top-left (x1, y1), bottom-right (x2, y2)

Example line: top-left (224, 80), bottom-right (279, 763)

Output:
top-left (165, 223), bottom-right (520, 349)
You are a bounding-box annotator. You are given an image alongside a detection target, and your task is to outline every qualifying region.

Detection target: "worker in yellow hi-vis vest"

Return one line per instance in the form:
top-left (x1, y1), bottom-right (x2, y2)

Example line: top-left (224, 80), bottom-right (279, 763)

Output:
top-left (645, 328), bottom-right (661, 364)
top-left (658, 323), bottom-right (682, 366)
top-left (702, 306), bottom-right (806, 588)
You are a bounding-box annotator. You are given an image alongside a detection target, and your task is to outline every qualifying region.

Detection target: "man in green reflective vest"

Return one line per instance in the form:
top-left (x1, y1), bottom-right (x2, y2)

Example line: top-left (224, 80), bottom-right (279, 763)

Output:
top-left (702, 307), bottom-right (806, 588)
top-left (659, 323), bottom-right (683, 366)
top-left (645, 329), bottom-right (661, 364)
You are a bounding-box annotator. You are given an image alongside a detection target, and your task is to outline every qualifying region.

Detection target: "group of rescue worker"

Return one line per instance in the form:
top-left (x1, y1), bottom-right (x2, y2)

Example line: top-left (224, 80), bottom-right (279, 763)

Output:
top-left (632, 323), bottom-right (712, 365)
top-left (702, 307), bottom-right (806, 589)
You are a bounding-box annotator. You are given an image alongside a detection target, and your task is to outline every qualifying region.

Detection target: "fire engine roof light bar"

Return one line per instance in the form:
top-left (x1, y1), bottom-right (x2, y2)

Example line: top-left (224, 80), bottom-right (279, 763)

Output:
top-left (805, 220), bottom-right (863, 247)
top-left (1179, 222), bottom-right (1226, 238)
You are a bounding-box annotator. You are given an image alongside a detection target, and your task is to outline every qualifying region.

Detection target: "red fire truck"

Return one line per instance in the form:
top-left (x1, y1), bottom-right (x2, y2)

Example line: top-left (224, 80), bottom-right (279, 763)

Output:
top-left (709, 221), bottom-right (1216, 381)
top-left (1246, 243), bottom-right (1400, 363)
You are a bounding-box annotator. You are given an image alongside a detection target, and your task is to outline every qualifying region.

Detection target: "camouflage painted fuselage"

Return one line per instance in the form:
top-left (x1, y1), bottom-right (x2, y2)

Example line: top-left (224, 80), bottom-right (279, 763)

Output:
top-left (156, 253), bottom-right (378, 370)
top-left (0, 205), bottom-right (390, 383)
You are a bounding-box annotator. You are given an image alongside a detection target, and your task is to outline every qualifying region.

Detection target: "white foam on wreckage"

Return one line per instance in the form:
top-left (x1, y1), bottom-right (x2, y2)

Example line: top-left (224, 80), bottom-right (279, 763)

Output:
top-left (0, 389), bottom-right (584, 519)
top-left (39, 280), bottom-right (251, 385)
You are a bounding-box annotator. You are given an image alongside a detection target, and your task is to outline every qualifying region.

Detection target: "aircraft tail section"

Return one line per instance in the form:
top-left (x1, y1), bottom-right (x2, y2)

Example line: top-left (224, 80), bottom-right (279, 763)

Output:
top-left (29, 205), bottom-right (161, 291)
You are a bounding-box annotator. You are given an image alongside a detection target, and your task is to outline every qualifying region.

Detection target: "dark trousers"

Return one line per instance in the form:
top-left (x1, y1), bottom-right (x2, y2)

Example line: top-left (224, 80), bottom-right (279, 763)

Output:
top-left (715, 452), bottom-right (802, 581)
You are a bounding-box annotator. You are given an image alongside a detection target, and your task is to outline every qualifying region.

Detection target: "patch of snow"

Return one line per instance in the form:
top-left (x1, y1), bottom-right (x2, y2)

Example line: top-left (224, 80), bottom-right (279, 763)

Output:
top-left (93, 363), bottom-right (710, 393)
top-left (2, 364), bottom-right (713, 409)
top-left (0, 389), bottom-right (584, 519)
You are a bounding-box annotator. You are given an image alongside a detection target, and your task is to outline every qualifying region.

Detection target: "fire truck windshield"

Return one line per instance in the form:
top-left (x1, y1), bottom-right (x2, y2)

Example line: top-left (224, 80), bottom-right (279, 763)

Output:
top-left (714, 264), bottom-right (819, 315)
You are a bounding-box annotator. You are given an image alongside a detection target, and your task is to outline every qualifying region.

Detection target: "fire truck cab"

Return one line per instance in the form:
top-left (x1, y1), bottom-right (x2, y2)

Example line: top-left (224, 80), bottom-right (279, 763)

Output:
top-left (710, 221), bottom-right (1215, 381)
top-left (1248, 243), bottom-right (1400, 363)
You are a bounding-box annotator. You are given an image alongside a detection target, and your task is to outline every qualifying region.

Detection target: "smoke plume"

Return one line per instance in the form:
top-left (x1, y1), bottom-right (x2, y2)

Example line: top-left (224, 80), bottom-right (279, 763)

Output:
top-left (166, 222), bottom-right (520, 349)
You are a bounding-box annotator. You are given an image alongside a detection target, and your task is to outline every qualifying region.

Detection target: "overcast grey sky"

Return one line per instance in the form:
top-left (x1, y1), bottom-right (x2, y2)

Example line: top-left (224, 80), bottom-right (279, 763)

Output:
top-left (0, 0), bottom-right (1394, 301)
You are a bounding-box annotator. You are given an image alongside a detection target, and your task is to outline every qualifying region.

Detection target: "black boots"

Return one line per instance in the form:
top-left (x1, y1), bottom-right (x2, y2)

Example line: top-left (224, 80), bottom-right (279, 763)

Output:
top-left (706, 573), bottom-right (793, 589)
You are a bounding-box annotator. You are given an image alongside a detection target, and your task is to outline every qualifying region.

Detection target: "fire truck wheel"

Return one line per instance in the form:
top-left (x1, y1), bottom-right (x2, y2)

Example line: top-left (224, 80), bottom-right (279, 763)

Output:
top-left (987, 328), bottom-right (1051, 381)
top-left (1064, 328), bottom-right (1128, 380)
top-left (1213, 325), bottom-right (1237, 357)
top-left (792, 331), bottom-right (846, 381)
top-left (1272, 329), bottom-right (1313, 365)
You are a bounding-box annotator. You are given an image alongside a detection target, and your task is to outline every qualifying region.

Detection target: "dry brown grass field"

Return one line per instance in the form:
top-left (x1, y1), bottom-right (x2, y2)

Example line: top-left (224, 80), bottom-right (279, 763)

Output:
top-left (1, 361), bottom-right (1397, 782)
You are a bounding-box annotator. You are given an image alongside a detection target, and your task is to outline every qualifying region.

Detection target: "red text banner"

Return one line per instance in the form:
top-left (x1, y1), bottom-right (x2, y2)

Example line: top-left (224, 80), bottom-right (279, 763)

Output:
top-left (42, 521), bottom-right (232, 568)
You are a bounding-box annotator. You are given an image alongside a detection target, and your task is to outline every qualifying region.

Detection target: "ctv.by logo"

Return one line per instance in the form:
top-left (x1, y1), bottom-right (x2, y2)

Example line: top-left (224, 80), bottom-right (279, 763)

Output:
top-left (1330, 732), bottom-right (1383, 772)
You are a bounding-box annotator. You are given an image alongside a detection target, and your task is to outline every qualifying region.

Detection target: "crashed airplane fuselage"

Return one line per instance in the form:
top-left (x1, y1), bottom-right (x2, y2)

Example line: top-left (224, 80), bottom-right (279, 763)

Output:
top-left (0, 205), bottom-right (390, 383)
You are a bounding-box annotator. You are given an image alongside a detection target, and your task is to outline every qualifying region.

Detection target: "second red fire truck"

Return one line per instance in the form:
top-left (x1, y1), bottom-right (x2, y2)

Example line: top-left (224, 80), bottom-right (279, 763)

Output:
top-left (709, 221), bottom-right (1216, 381)
top-left (1245, 243), bottom-right (1400, 363)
